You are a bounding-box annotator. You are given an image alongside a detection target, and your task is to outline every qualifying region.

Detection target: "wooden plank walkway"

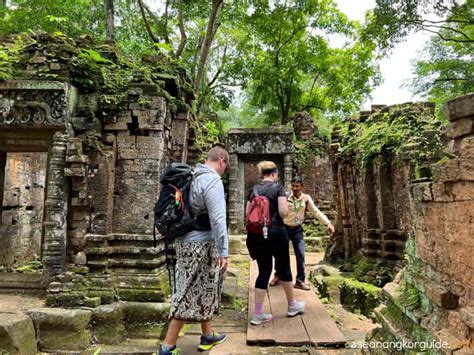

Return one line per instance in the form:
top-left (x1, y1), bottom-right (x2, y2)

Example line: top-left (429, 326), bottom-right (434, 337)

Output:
top-left (246, 257), bottom-right (346, 347)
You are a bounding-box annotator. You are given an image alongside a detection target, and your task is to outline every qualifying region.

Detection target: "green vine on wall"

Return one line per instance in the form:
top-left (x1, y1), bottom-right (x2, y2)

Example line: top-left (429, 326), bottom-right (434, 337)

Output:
top-left (0, 32), bottom-right (194, 115)
top-left (0, 35), bottom-right (28, 80)
top-left (193, 118), bottom-right (220, 161)
top-left (338, 104), bottom-right (443, 168)
top-left (293, 133), bottom-right (329, 167)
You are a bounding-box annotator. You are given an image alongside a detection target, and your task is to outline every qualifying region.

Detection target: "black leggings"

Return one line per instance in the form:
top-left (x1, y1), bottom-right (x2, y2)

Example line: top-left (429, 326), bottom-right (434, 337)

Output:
top-left (246, 227), bottom-right (292, 289)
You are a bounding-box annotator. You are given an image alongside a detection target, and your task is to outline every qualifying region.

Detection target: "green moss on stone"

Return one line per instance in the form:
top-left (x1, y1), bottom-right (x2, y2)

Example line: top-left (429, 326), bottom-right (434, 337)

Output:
top-left (84, 297), bottom-right (101, 308)
top-left (339, 278), bottom-right (381, 317)
top-left (38, 330), bottom-right (91, 351)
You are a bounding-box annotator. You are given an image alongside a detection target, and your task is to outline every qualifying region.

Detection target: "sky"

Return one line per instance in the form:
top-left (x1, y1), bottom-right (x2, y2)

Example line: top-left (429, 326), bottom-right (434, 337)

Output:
top-left (335, 0), bottom-right (431, 109)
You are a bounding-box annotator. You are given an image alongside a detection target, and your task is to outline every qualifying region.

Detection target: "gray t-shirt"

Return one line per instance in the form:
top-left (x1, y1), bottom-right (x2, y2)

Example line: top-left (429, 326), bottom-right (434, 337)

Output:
top-left (176, 163), bottom-right (229, 257)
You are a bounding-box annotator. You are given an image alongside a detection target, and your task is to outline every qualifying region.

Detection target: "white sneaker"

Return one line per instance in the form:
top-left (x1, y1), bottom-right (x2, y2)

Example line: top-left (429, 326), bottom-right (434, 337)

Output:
top-left (287, 300), bottom-right (305, 317)
top-left (250, 313), bottom-right (273, 325)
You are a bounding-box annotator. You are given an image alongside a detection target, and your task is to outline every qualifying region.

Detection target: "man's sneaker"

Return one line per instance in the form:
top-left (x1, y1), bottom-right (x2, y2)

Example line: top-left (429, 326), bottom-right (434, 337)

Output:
top-left (294, 281), bottom-right (311, 291)
top-left (287, 300), bottom-right (305, 317)
top-left (157, 344), bottom-right (180, 355)
top-left (250, 313), bottom-right (273, 325)
top-left (198, 330), bottom-right (227, 351)
top-left (269, 275), bottom-right (281, 286)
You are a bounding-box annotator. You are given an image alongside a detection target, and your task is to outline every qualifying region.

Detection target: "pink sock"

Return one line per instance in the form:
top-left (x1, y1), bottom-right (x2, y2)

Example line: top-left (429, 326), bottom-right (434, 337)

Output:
top-left (254, 301), bottom-right (264, 315)
top-left (288, 300), bottom-right (296, 307)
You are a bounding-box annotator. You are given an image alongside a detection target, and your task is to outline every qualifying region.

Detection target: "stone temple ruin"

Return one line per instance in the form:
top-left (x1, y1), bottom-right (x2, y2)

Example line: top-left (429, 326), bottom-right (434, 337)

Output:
top-left (0, 32), bottom-right (473, 354)
top-left (0, 34), bottom-right (201, 306)
top-left (326, 96), bottom-right (474, 351)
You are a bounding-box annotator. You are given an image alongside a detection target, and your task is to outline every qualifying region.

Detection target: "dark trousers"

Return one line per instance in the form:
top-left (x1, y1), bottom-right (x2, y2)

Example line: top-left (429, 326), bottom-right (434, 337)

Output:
top-left (246, 226), bottom-right (292, 289)
top-left (275, 226), bottom-right (305, 283)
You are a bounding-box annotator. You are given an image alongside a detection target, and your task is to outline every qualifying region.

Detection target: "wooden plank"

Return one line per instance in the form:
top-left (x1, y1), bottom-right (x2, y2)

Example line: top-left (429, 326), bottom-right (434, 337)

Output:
top-left (298, 285), bottom-right (346, 347)
top-left (267, 285), bottom-right (310, 346)
top-left (246, 258), bottom-right (275, 345)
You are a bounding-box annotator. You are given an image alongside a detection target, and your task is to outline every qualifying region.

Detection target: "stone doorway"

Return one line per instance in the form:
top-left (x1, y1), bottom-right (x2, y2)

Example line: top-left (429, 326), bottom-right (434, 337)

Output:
top-left (0, 152), bottom-right (47, 269)
top-left (227, 128), bottom-right (293, 234)
top-left (0, 80), bottom-right (75, 289)
top-left (242, 154), bottom-right (284, 200)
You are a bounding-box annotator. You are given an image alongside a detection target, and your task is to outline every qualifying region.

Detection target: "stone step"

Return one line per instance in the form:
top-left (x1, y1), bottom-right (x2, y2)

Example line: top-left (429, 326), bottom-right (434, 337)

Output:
top-left (0, 312), bottom-right (37, 354)
top-left (108, 258), bottom-right (164, 268)
top-left (220, 267), bottom-right (241, 307)
top-left (305, 236), bottom-right (330, 252)
top-left (0, 273), bottom-right (43, 291)
top-left (85, 245), bottom-right (164, 256)
top-left (25, 302), bottom-right (170, 352)
top-left (228, 235), bottom-right (248, 255)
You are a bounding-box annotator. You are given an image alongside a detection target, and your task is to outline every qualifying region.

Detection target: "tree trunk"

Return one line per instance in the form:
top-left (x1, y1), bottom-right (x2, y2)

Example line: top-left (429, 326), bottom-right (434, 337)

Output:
top-left (193, 0), bottom-right (224, 91)
top-left (137, 0), bottom-right (159, 43)
top-left (175, 0), bottom-right (187, 58)
top-left (280, 92), bottom-right (291, 125)
top-left (104, 0), bottom-right (115, 43)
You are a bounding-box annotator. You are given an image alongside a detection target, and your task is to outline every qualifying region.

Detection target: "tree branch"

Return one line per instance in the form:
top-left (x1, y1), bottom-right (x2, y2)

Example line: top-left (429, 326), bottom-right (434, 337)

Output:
top-left (163, 0), bottom-right (170, 45)
top-left (194, 0), bottom-right (225, 91)
top-left (309, 73), bottom-right (321, 97)
top-left (191, 35), bottom-right (204, 80)
top-left (423, 18), bottom-right (474, 25)
top-left (422, 27), bottom-right (473, 43)
top-left (208, 45), bottom-right (227, 89)
top-left (414, 20), bottom-right (473, 42)
top-left (175, 0), bottom-right (187, 58)
top-left (137, 0), bottom-right (159, 43)
top-left (196, 46), bottom-right (228, 113)
top-left (434, 77), bottom-right (473, 82)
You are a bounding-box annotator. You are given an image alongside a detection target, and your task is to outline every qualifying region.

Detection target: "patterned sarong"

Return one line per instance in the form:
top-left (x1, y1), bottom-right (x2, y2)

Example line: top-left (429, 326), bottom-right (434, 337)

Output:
top-left (169, 240), bottom-right (220, 322)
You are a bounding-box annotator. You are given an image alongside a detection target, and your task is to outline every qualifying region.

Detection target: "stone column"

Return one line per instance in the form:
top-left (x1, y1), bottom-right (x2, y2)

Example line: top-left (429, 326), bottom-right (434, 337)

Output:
top-left (42, 132), bottom-right (69, 285)
top-left (170, 111), bottom-right (189, 162)
top-left (0, 152), bottom-right (6, 223)
top-left (228, 153), bottom-right (239, 234)
top-left (283, 153), bottom-right (292, 190)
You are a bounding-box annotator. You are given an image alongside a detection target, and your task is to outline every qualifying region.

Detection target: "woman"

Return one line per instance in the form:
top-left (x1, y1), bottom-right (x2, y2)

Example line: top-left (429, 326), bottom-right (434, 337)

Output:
top-left (246, 161), bottom-right (305, 325)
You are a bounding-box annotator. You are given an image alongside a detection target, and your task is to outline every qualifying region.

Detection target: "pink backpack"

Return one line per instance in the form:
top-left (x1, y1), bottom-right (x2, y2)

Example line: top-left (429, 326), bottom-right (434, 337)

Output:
top-left (246, 185), bottom-right (272, 236)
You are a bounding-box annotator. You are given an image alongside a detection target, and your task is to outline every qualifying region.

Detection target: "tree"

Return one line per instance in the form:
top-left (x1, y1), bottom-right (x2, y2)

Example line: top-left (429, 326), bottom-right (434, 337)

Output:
top-left (104, 0), bottom-right (115, 43)
top-left (0, 0), bottom-right (105, 38)
top-left (239, 0), bottom-right (380, 124)
top-left (367, 0), bottom-right (474, 51)
top-left (409, 0), bottom-right (474, 112)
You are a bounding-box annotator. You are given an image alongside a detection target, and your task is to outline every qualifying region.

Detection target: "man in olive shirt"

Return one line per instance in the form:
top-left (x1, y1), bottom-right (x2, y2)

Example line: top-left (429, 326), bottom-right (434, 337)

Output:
top-left (270, 176), bottom-right (335, 290)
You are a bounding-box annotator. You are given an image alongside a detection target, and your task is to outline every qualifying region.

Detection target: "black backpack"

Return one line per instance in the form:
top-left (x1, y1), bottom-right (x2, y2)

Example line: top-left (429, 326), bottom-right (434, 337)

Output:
top-left (153, 163), bottom-right (210, 287)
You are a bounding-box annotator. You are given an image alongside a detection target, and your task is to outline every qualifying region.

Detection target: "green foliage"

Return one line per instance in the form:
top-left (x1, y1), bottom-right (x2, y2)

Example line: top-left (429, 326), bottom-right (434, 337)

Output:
top-left (399, 280), bottom-right (421, 309)
top-left (239, 0), bottom-right (380, 124)
top-left (0, 36), bottom-right (27, 80)
top-left (0, 0), bottom-right (382, 127)
top-left (339, 104), bottom-right (443, 167)
top-left (293, 133), bottom-right (327, 167)
top-left (366, 0), bottom-right (472, 51)
top-left (0, 0), bottom-right (105, 39)
top-left (339, 278), bottom-right (381, 317)
top-left (193, 117), bottom-right (221, 160)
top-left (14, 260), bottom-right (42, 273)
top-left (339, 256), bottom-right (393, 287)
top-left (409, 0), bottom-right (474, 118)
top-left (72, 48), bottom-right (116, 92)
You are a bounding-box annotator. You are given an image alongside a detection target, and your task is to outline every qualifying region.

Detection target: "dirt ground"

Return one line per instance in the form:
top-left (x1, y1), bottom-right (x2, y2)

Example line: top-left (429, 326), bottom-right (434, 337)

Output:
top-left (0, 292), bottom-right (45, 312)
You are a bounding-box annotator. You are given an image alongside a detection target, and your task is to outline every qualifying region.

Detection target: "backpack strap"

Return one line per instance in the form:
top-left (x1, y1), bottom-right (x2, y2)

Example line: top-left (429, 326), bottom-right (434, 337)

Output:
top-left (252, 185), bottom-right (259, 198)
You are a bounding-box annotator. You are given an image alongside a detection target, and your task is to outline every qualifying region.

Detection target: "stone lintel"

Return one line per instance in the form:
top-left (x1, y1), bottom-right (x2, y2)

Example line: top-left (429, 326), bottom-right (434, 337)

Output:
top-left (227, 127), bottom-right (294, 155)
top-left (0, 80), bottom-right (77, 129)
